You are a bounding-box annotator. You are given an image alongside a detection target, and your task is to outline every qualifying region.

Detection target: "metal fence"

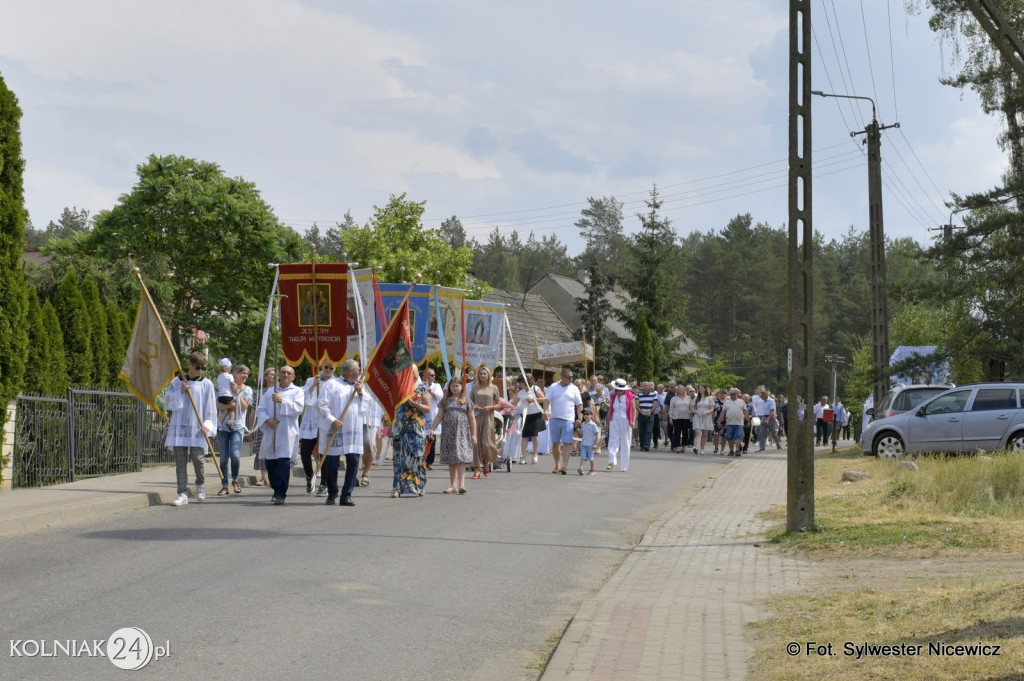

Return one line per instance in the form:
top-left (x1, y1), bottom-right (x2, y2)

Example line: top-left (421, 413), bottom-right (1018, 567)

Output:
top-left (12, 388), bottom-right (171, 489)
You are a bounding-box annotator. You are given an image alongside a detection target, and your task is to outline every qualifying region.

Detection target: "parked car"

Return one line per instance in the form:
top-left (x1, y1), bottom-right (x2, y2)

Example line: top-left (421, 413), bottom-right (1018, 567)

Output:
top-left (867, 384), bottom-right (953, 422)
top-left (861, 383), bottom-right (1024, 458)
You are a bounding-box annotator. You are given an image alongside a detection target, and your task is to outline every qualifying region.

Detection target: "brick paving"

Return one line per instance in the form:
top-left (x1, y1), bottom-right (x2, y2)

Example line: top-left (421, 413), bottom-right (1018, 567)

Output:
top-left (542, 449), bottom-right (815, 681)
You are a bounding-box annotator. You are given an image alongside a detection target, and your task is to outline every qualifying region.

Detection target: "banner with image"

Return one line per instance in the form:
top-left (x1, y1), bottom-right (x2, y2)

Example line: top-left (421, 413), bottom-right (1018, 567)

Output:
top-left (278, 262), bottom-right (348, 367)
top-left (428, 286), bottom-right (464, 364)
top-left (377, 283), bottom-right (432, 364)
top-left (347, 268), bottom-right (378, 360)
top-left (462, 299), bottom-right (505, 369)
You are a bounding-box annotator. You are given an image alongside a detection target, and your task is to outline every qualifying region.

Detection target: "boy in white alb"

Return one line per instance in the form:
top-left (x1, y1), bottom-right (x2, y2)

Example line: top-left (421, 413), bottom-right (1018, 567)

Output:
top-left (578, 408), bottom-right (601, 475)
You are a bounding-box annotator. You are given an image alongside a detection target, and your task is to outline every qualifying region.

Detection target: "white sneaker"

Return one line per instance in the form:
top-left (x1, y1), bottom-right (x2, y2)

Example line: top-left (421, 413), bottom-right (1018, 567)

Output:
top-left (533, 455), bottom-right (538, 464)
top-left (172, 493), bottom-right (188, 507)
top-left (197, 485), bottom-right (206, 501)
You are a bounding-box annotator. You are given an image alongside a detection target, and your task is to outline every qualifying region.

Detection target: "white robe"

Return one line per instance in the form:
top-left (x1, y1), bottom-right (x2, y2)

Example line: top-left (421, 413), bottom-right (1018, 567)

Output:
top-left (256, 384), bottom-right (305, 460)
top-left (299, 376), bottom-right (334, 440)
top-left (318, 379), bottom-right (364, 455)
top-left (165, 376), bottom-right (217, 451)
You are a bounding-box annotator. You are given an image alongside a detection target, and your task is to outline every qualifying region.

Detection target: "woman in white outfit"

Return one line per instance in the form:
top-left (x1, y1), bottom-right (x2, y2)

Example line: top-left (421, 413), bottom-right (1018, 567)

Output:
top-left (605, 378), bottom-right (637, 472)
top-left (693, 384), bottom-right (715, 455)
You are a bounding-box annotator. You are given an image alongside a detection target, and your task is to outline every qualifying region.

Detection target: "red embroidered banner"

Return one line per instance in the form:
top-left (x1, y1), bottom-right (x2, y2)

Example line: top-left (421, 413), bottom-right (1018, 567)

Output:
top-left (278, 262), bottom-right (349, 367)
top-left (365, 298), bottom-right (418, 424)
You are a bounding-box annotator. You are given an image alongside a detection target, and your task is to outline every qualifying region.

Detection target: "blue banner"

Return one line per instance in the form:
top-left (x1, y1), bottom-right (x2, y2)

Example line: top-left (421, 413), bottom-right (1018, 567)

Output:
top-left (377, 283), bottom-right (432, 364)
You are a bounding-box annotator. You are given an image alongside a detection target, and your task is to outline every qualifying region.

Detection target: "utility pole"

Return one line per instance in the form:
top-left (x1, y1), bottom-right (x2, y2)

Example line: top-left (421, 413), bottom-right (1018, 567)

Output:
top-left (824, 353), bottom-right (846, 405)
top-left (788, 0), bottom-right (815, 532)
top-left (812, 90), bottom-right (899, 411)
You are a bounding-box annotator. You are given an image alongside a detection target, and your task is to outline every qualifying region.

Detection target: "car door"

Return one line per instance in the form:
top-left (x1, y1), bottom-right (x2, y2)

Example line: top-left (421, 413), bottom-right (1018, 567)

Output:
top-left (907, 389), bottom-right (971, 453)
top-left (961, 387), bottom-right (1019, 451)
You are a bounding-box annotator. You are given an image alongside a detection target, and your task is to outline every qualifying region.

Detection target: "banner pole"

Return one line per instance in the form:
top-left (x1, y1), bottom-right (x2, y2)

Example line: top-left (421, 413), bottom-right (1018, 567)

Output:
top-left (131, 267), bottom-right (223, 481)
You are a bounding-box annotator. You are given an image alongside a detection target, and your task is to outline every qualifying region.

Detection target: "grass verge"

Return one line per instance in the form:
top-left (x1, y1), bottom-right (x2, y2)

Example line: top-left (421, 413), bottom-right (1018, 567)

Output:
top-left (754, 446), bottom-right (1024, 680)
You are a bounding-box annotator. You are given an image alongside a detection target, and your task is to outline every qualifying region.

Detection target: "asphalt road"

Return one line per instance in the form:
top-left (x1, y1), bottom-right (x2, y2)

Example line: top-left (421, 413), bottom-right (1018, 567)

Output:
top-left (1, 449), bottom-right (726, 681)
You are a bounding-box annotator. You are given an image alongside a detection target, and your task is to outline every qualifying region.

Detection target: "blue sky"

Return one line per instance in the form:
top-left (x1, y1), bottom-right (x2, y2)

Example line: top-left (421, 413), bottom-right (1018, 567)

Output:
top-left (0, 0), bottom-right (1007, 255)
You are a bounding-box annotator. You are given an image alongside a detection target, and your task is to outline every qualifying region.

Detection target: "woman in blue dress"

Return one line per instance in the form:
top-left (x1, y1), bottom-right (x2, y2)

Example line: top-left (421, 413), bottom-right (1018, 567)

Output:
top-left (391, 366), bottom-right (431, 498)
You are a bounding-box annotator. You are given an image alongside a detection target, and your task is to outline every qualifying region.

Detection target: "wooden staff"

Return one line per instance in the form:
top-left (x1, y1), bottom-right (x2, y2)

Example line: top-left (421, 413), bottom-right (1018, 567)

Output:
top-left (131, 267), bottom-right (223, 481)
top-left (316, 277), bottom-right (420, 469)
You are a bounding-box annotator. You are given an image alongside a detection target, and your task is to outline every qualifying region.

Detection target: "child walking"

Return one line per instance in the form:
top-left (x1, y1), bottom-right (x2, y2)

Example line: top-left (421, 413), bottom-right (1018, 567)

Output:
top-left (430, 377), bottom-right (477, 494)
top-left (578, 408), bottom-right (601, 475)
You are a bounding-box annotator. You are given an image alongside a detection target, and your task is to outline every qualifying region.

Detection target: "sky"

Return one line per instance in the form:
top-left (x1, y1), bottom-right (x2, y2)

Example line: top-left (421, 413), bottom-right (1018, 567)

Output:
top-left (0, 0), bottom-right (1009, 256)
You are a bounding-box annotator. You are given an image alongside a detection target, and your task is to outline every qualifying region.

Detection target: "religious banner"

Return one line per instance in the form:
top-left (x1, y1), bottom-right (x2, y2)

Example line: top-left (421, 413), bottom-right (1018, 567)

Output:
top-left (348, 268), bottom-right (377, 360)
top-left (365, 298), bottom-right (419, 424)
top-left (377, 283), bottom-right (431, 364)
top-left (119, 281), bottom-right (179, 419)
top-left (462, 299), bottom-right (505, 369)
top-left (427, 285), bottom-right (464, 364)
top-left (278, 262), bottom-right (349, 367)
top-left (535, 340), bottom-right (594, 366)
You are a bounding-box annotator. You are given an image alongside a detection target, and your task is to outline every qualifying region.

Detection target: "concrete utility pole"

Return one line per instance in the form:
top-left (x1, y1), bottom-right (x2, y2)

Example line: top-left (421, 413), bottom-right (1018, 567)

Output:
top-left (812, 90), bottom-right (899, 411)
top-left (788, 0), bottom-right (815, 532)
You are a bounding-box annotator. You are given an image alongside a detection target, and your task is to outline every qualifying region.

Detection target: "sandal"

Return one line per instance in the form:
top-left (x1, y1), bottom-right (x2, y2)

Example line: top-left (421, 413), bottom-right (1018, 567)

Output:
top-left (255, 480), bottom-right (267, 486)
top-left (458, 487), bottom-right (468, 494)
top-left (391, 491), bottom-right (399, 498)
top-left (232, 481), bottom-right (241, 494)
top-left (443, 487), bottom-right (456, 494)
top-left (217, 486), bottom-right (229, 496)
top-left (360, 475), bottom-right (369, 487)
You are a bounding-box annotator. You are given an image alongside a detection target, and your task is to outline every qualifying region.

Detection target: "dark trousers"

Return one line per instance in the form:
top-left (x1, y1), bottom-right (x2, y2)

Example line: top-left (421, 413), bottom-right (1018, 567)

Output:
top-left (299, 437), bottom-right (317, 481)
top-left (743, 425), bottom-right (752, 451)
top-left (815, 419), bottom-right (826, 444)
top-left (637, 414), bottom-right (654, 449)
top-left (671, 419), bottom-right (692, 450)
top-left (322, 453), bottom-right (359, 501)
top-left (265, 458), bottom-right (291, 501)
top-left (652, 417), bottom-right (662, 446)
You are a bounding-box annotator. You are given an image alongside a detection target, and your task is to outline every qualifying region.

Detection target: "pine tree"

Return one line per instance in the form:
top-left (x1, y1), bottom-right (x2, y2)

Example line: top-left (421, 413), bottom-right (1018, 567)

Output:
top-left (0, 74), bottom-right (29, 449)
top-left (622, 185), bottom-right (677, 378)
top-left (81, 274), bottom-right (109, 385)
top-left (54, 270), bottom-right (94, 385)
top-left (41, 300), bottom-right (69, 394)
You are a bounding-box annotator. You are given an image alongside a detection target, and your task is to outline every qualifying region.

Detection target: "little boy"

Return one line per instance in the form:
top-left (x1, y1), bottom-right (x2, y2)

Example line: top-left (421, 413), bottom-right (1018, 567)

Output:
top-left (216, 357), bottom-right (234, 425)
top-left (578, 408), bottom-right (601, 475)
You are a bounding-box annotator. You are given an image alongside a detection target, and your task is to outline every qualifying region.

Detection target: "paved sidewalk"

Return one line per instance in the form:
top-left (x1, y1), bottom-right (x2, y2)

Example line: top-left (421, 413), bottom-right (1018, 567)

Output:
top-left (0, 459), bottom-right (260, 537)
top-left (541, 448), bottom-right (817, 681)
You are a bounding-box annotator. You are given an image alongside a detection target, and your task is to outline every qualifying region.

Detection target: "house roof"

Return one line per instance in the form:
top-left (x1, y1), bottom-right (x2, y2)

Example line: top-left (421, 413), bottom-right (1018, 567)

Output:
top-left (531, 273), bottom-right (704, 358)
top-left (481, 289), bottom-right (575, 370)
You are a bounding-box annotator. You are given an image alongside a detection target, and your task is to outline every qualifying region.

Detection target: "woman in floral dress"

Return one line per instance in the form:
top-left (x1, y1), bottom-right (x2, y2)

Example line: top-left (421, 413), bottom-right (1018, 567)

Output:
top-left (430, 377), bottom-right (476, 494)
top-left (391, 366), bottom-right (431, 498)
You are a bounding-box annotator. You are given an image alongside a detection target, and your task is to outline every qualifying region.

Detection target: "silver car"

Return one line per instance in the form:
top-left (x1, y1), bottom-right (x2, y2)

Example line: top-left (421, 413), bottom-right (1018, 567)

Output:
top-left (861, 383), bottom-right (1024, 458)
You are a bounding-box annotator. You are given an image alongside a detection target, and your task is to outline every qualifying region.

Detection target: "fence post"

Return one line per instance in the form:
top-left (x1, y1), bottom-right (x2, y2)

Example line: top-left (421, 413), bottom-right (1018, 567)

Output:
top-left (2, 400), bottom-right (15, 491)
top-left (67, 387), bottom-right (76, 482)
top-left (136, 399), bottom-right (145, 470)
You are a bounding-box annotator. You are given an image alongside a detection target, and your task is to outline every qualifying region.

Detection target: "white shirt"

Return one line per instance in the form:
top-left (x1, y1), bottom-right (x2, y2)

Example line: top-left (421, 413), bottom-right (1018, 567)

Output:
top-left (255, 384), bottom-right (305, 460)
top-left (425, 381), bottom-right (444, 434)
top-left (318, 379), bottom-right (364, 455)
top-left (165, 375), bottom-right (217, 451)
top-left (546, 380), bottom-right (582, 421)
top-left (300, 375), bottom-right (335, 440)
top-left (517, 386), bottom-right (544, 415)
top-left (753, 394), bottom-right (775, 417)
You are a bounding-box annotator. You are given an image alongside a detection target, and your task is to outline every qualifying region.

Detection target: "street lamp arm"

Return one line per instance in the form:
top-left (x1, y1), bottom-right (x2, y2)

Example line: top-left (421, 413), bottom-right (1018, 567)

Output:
top-left (811, 90), bottom-right (877, 123)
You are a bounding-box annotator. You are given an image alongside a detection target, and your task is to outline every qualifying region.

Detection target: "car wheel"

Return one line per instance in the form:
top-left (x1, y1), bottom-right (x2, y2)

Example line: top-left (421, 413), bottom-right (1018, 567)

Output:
top-left (873, 432), bottom-right (905, 459)
top-left (1006, 431), bottom-right (1024, 453)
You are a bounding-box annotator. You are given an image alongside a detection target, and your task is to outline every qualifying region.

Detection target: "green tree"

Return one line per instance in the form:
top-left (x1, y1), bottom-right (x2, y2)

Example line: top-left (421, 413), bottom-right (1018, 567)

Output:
top-left (41, 300), bottom-right (70, 394)
top-left (575, 196), bottom-right (630, 283)
top-left (575, 263), bottom-right (615, 367)
top-left (686, 358), bottom-right (743, 392)
top-left (440, 215), bottom-right (466, 249)
top-left (340, 193), bottom-right (475, 289)
top-left (621, 185), bottom-right (678, 377)
top-left (85, 154), bottom-right (303, 355)
top-left (631, 315), bottom-right (655, 380)
top-left (54, 270), bottom-right (93, 385)
top-left (0, 74), bottom-right (30, 441)
top-left (106, 302), bottom-right (128, 387)
top-left (22, 287), bottom-right (46, 393)
top-left (80, 274), bottom-right (110, 386)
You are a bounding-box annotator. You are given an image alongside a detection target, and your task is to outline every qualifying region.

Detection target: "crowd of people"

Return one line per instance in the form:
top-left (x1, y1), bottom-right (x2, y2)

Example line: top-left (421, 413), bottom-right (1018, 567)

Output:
top-left (164, 354), bottom-right (853, 507)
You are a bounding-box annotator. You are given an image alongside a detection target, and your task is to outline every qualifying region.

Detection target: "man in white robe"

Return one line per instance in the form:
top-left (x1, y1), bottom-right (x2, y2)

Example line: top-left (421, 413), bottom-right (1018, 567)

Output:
top-left (255, 366), bottom-right (304, 504)
top-left (165, 352), bottom-right (218, 507)
top-left (318, 359), bottom-right (364, 506)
